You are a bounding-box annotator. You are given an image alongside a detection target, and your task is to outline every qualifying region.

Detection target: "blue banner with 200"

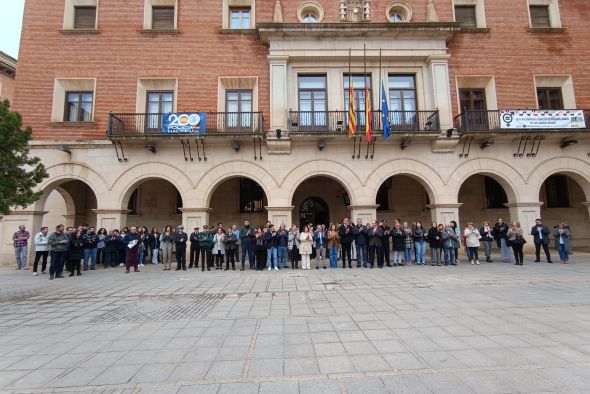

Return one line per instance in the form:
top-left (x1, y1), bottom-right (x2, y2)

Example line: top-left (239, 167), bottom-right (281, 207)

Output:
top-left (161, 112), bottom-right (207, 134)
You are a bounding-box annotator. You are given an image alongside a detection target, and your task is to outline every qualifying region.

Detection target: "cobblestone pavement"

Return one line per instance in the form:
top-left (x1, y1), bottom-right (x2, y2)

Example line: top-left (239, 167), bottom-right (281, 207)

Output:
top-left (1, 254), bottom-right (590, 393)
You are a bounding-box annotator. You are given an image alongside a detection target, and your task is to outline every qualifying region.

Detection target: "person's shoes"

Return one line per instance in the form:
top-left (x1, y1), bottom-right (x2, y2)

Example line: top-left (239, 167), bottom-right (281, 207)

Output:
top-left (470, 260), bottom-right (474, 265)
top-left (41, 271), bottom-right (46, 274)
top-left (49, 274), bottom-right (54, 280)
top-left (134, 268), bottom-right (140, 272)
top-left (77, 272), bottom-right (82, 276)
top-left (323, 266), bottom-right (326, 269)
top-left (119, 263), bottom-right (124, 267)
top-left (437, 264), bottom-right (442, 266)
top-left (207, 268), bottom-right (211, 271)
top-left (33, 272), bottom-right (38, 276)
top-left (547, 261), bottom-right (553, 264)
top-left (232, 267), bottom-right (235, 270)
top-left (56, 274), bottom-right (64, 278)
top-left (316, 266), bottom-right (319, 269)
top-left (431, 264), bottom-right (436, 266)
top-left (90, 267), bottom-right (95, 270)
top-left (182, 267), bottom-right (187, 271)
top-left (445, 263), bottom-right (449, 266)
top-left (268, 267), bottom-right (271, 271)
top-left (22, 267), bottom-right (29, 270)
top-left (83, 268), bottom-right (88, 271)
top-left (534, 260), bottom-right (540, 263)
top-left (224, 268), bottom-right (229, 271)
top-left (386, 263), bottom-right (392, 267)
top-left (514, 262), bottom-right (519, 265)
top-left (125, 269), bottom-right (130, 274)
top-left (451, 263), bottom-right (457, 266)
top-left (188, 264), bottom-right (193, 269)
top-left (348, 263), bottom-right (352, 268)
top-left (175, 268), bottom-right (180, 271)
top-left (69, 272), bottom-right (75, 277)
top-left (274, 267), bottom-right (279, 271)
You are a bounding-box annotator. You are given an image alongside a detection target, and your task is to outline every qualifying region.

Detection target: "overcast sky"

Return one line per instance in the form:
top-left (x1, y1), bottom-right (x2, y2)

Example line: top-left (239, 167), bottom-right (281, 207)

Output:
top-left (0, 0), bottom-right (25, 59)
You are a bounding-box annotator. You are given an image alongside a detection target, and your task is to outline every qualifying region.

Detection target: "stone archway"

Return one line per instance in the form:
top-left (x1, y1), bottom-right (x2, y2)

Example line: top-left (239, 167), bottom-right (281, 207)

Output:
top-left (458, 174), bottom-right (512, 229)
top-left (208, 176), bottom-right (269, 228)
top-left (291, 175), bottom-right (352, 227)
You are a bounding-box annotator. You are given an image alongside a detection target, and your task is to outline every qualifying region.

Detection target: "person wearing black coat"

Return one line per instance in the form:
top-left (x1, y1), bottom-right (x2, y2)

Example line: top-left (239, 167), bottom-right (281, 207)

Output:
top-left (117, 230), bottom-right (127, 267)
top-left (68, 230), bottom-right (84, 276)
top-left (390, 224), bottom-right (405, 267)
top-left (103, 231), bottom-right (118, 268)
top-left (427, 223), bottom-right (443, 266)
top-left (338, 218), bottom-right (354, 268)
top-left (480, 222), bottom-right (494, 263)
top-left (224, 226), bottom-right (238, 270)
top-left (189, 227), bottom-right (200, 269)
top-left (352, 218), bottom-right (369, 268)
top-left (123, 227), bottom-right (141, 273)
top-left (531, 218), bottom-right (552, 263)
top-left (173, 226), bottom-right (189, 271)
top-left (368, 221), bottom-right (384, 268)
top-left (381, 220), bottom-right (392, 267)
top-left (493, 218), bottom-right (511, 262)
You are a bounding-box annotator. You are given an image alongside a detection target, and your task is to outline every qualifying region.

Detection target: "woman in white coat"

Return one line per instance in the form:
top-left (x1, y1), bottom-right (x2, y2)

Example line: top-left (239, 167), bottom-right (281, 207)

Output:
top-left (464, 222), bottom-right (481, 265)
top-left (299, 226), bottom-right (313, 270)
top-left (213, 227), bottom-right (226, 270)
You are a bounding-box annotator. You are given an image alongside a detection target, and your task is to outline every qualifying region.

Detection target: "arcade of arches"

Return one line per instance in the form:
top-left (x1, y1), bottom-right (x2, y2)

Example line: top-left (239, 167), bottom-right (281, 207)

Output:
top-left (1, 167), bottom-right (589, 265)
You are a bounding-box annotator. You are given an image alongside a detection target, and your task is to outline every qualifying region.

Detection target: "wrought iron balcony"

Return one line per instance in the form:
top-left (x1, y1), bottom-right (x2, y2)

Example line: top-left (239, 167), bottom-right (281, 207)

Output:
top-left (454, 109), bottom-right (590, 133)
top-left (288, 110), bottom-right (440, 135)
top-left (107, 112), bottom-right (264, 138)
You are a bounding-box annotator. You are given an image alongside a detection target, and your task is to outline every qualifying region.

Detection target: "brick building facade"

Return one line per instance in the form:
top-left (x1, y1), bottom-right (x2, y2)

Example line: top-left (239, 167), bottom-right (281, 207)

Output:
top-left (2, 0), bottom-right (590, 265)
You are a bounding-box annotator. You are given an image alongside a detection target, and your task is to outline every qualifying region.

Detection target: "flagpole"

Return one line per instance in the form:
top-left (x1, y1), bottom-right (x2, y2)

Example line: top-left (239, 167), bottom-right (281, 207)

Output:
top-left (364, 43), bottom-right (367, 139)
top-left (379, 48), bottom-right (382, 132)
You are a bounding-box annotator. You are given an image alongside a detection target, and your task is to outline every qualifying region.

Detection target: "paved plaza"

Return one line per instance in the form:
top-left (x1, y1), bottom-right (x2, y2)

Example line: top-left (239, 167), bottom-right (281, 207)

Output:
top-left (1, 255), bottom-right (590, 393)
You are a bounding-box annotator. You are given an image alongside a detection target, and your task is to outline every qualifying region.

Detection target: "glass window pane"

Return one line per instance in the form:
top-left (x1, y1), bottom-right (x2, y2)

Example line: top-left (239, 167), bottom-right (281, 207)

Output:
top-left (147, 102), bottom-right (160, 113)
top-left (388, 75), bottom-right (415, 89)
top-left (298, 75), bottom-right (326, 89)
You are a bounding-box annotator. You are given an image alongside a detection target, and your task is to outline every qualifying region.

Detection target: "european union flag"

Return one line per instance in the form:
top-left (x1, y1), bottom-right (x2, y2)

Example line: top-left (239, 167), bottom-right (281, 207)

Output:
top-left (381, 82), bottom-right (390, 139)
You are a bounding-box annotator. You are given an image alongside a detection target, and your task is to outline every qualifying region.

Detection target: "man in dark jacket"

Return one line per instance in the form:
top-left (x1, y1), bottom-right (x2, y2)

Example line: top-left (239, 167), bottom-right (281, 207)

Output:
top-left (82, 226), bottom-right (99, 271)
top-left (189, 226), bottom-right (200, 269)
top-left (47, 224), bottom-right (69, 280)
top-left (240, 221), bottom-right (256, 270)
top-left (123, 226), bottom-right (141, 273)
top-left (265, 224), bottom-right (278, 270)
top-left (352, 218), bottom-right (369, 268)
top-left (224, 227), bottom-right (238, 270)
top-left (493, 218), bottom-right (511, 262)
top-left (173, 225), bottom-right (188, 270)
top-left (531, 218), bottom-right (552, 263)
top-left (198, 225), bottom-right (214, 271)
top-left (368, 221), bottom-right (384, 268)
top-left (338, 218), bottom-right (354, 268)
top-left (381, 220), bottom-right (391, 267)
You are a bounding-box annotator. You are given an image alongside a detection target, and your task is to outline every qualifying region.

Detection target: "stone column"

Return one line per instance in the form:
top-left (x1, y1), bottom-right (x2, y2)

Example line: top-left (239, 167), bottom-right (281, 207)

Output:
top-left (348, 205), bottom-right (379, 224)
top-left (427, 204), bottom-right (462, 227)
top-left (92, 209), bottom-right (130, 231)
top-left (179, 208), bottom-right (211, 230)
top-left (427, 55), bottom-right (453, 132)
top-left (269, 55), bottom-right (289, 132)
top-left (265, 206), bottom-right (294, 227)
top-left (506, 202), bottom-right (543, 252)
top-left (0, 210), bottom-right (47, 267)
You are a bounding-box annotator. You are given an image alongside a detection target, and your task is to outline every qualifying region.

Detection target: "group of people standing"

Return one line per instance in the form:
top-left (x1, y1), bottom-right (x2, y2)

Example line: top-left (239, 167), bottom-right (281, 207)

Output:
top-left (12, 217), bottom-right (572, 279)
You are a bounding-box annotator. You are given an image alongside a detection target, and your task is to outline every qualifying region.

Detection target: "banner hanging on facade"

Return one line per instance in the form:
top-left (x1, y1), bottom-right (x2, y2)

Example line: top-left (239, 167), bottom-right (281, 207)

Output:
top-left (161, 112), bottom-right (207, 134)
top-left (500, 110), bottom-right (586, 129)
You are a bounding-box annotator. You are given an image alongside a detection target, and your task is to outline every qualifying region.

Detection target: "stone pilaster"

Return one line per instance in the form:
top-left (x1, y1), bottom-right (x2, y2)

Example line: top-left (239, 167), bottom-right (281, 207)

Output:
top-left (265, 206), bottom-right (294, 227)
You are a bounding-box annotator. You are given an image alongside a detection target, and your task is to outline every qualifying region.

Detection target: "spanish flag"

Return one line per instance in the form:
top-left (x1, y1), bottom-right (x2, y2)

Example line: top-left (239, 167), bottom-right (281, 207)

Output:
top-left (365, 84), bottom-right (372, 142)
top-left (348, 82), bottom-right (357, 138)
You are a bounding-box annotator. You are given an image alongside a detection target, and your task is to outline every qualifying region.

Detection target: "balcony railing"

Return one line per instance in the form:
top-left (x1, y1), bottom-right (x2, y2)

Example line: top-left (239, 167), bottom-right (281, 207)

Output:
top-left (288, 110), bottom-right (440, 134)
top-left (454, 109), bottom-right (590, 133)
top-left (108, 112), bottom-right (264, 138)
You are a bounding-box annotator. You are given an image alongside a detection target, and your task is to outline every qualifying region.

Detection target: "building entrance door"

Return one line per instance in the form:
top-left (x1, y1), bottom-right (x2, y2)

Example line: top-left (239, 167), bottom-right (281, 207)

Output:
top-left (299, 197), bottom-right (329, 228)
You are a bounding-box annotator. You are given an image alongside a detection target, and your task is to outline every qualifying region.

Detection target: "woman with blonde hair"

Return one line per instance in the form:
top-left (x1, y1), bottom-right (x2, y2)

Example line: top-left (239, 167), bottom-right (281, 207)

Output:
top-left (299, 226), bottom-right (313, 270)
top-left (507, 221), bottom-right (526, 265)
top-left (464, 222), bottom-right (481, 265)
top-left (327, 224), bottom-right (341, 269)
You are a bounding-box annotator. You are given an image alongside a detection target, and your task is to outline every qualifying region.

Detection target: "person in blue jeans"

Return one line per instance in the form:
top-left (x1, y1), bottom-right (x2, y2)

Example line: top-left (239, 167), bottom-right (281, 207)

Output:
top-left (327, 224), bottom-right (340, 268)
top-left (264, 224), bottom-right (278, 271)
top-left (554, 223), bottom-right (570, 264)
top-left (82, 226), bottom-right (99, 270)
top-left (441, 224), bottom-right (457, 266)
top-left (412, 221), bottom-right (426, 265)
top-left (352, 218), bottom-right (369, 268)
top-left (313, 225), bottom-right (327, 269)
top-left (239, 221), bottom-right (256, 270)
top-left (276, 224), bottom-right (289, 269)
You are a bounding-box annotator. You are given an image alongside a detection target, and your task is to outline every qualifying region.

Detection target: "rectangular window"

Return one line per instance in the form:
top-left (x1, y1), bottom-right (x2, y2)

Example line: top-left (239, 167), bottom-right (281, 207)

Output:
top-left (298, 75), bottom-right (327, 129)
top-left (230, 8), bottom-right (251, 29)
top-left (240, 179), bottom-right (264, 213)
top-left (545, 175), bottom-right (570, 208)
top-left (226, 90), bottom-right (253, 129)
top-left (388, 75), bottom-right (417, 130)
top-left (152, 6), bottom-right (175, 30)
top-left (537, 87), bottom-right (564, 110)
top-left (344, 74), bottom-right (372, 128)
top-left (530, 5), bottom-right (551, 28)
top-left (146, 91), bottom-right (174, 132)
top-left (74, 6), bottom-right (96, 29)
top-left (459, 88), bottom-right (488, 131)
top-left (64, 92), bottom-right (93, 122)
top-left (455, 5), bottom-right (477, 27)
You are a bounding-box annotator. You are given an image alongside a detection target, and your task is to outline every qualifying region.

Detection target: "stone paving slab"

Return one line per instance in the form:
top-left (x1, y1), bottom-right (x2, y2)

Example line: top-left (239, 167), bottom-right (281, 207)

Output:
top-left (1, 253), bottom-right (590, 393)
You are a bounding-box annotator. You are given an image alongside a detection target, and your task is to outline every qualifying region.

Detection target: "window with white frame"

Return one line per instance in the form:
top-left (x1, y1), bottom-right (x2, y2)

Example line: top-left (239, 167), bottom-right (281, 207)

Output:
top-left (453, 0), bottom-right (486, 28)
top-left (144, 0), bottom-right (177, 30)
top-left (528, 0), bottom-right (561, 28)
top-left (534, 75), bottom-right (575, 109)
top-left (52, 78), bottom-right (96, 122)
top-left (385, 2), bottom-right (412, 23)
top-left (63, 0), bottom-right (98, 30)
top-left (223, 0), bottom-right (255, 29)
top-left (136, 79), bottom-right (178, 132)
top-left (297, 2), bottom-right (324, 23)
